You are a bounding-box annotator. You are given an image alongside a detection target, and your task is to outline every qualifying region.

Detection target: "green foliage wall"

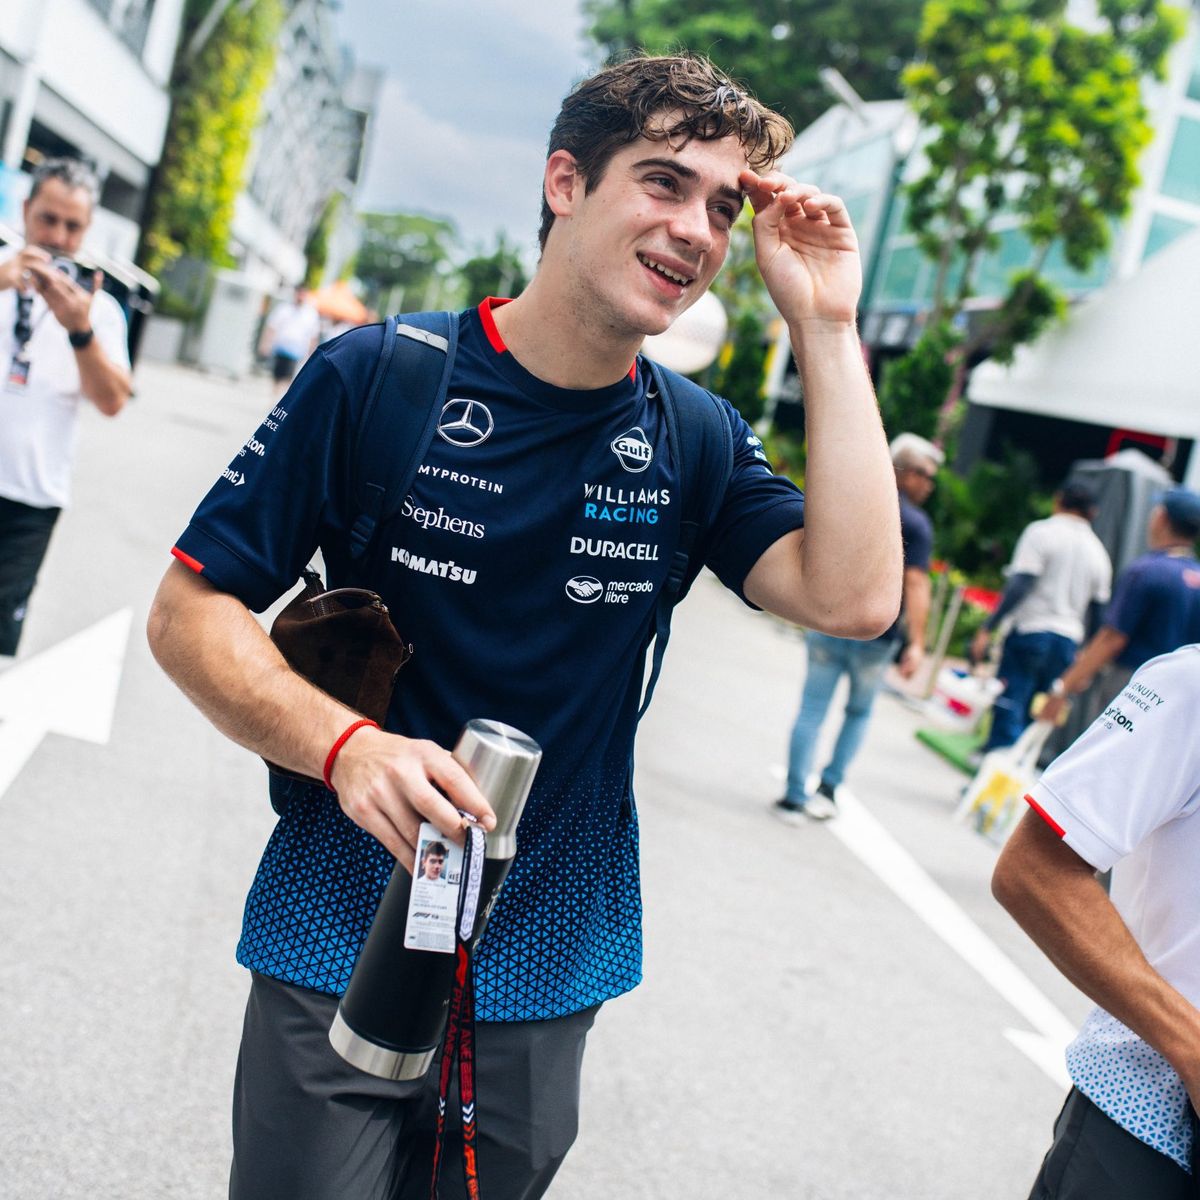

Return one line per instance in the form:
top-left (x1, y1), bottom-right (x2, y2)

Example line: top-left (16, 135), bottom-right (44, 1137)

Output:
top-left (140, 0), bottom-right (284, 278)
top-left (304, 192), bottom-right (342, 290)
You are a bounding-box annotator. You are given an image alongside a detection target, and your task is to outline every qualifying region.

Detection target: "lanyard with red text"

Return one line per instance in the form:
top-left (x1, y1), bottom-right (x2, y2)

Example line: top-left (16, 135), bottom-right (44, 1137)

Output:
top-left (429, 822), bottom-right (485, 1200)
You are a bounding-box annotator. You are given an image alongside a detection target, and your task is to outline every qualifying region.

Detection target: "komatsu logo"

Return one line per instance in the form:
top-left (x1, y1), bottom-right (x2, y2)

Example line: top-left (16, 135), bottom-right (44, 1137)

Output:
top-left (391, 547), bottom-right (477, 584)
top-left (610, 427), bottom-right (653, 473)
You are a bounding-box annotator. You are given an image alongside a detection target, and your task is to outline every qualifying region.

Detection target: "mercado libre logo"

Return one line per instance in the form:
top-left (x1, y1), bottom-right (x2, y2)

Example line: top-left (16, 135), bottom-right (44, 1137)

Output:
top-left (610, 427), bottom-right (653, 473)
top-left (565, 576), bottom-right (603, 604)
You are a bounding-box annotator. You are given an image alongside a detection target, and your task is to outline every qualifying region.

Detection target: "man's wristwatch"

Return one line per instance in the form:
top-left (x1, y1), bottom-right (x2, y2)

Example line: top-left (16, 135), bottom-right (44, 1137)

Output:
top-left (68, 327), bottom-right (95, 349)
top-left (1050, 678), bottom-right (1067, 697)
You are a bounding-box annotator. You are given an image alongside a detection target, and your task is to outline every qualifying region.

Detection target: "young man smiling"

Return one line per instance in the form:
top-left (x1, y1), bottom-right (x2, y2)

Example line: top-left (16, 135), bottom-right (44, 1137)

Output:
top-left (148, 54), bottom-right (901, 1199)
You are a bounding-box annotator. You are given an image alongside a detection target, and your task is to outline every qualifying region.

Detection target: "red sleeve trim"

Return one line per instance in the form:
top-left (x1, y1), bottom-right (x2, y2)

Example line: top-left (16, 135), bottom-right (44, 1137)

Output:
top-left (1025, 793), bottom-right (1065, 838)
top-left (171, 546), bottom-right (204, 574)
top-left (478, 297), bottom-right (514, 354)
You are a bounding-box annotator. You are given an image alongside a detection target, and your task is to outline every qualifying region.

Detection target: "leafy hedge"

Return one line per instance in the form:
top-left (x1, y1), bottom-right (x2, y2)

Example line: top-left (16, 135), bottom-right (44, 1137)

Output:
top-left (140, 0), bottom-right (284, 278)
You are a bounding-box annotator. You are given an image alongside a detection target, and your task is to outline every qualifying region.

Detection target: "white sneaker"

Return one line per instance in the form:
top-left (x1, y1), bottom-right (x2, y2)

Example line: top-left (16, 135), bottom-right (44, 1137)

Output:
top-left (802, 791), bottom-right (838, 821)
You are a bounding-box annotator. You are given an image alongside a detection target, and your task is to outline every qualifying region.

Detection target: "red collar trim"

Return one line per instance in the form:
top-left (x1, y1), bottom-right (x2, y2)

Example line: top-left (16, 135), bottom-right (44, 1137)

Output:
top-left (477, 296), bottom-right (637, 381)
top-left (478, 297), bottom-right (513, 354)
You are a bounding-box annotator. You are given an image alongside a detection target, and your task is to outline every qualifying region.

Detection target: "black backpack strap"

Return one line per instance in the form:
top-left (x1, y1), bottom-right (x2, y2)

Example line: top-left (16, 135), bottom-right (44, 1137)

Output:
top-left (348, 310), bottom-right (460, 570)
top-left (637, 359), bottom-right (734, 718)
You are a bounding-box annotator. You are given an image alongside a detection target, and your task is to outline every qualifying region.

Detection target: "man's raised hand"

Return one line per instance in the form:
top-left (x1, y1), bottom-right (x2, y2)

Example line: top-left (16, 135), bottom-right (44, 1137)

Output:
top-left (25, 259), bottom-right (96, 335)
top-left (739, 169), bottom-right (862, 330)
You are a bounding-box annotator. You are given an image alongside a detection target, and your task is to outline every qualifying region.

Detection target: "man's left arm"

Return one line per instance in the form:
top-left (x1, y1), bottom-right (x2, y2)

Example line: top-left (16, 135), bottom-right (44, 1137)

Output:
top-left (897, 566), bottom-right (931, 678)
top-left (27, 262), bottom-right (131, 415)
top-left (994, 811), bottom-right (1200, 1109)
top-left (739, 170), bottom-right (900, 638)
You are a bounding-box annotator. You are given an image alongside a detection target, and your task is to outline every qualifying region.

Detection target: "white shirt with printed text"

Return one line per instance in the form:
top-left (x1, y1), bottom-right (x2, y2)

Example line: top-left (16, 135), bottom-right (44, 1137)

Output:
top-left (1027, 645), bottom-right (1200, 1169)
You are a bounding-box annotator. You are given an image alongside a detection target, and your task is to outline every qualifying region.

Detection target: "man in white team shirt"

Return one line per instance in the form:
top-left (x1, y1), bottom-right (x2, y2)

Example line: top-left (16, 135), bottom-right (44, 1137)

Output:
top-left (258, 286), bottom-right (320, 395)
top-left (0, 157), bottom-right (131, 658)
top-left (994, 643), bottom-right (1200, 1198)
top-left (971, 479), bottom-right (1112, 751)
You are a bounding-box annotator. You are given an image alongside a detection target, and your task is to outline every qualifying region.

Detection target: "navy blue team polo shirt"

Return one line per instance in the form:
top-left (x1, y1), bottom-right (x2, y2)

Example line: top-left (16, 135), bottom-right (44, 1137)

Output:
top-left (172, 298), bottom-right (806, 1021)
top-left (1106, 549), bottom-right (1200, 669)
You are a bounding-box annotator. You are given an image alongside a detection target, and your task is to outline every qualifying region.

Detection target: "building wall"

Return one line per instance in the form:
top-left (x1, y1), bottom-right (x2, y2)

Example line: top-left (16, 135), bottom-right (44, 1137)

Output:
top-left (1115, 12), bottom-right (1200, 273)
top-left (232, 0), bottom-right (373, 289)
top-left (0, 0), bottom-right (184, 260)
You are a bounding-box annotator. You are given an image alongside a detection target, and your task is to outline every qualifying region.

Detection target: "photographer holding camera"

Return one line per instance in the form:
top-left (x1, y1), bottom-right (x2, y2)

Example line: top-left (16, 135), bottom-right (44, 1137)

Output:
top-left (0, 157), bottom-right (132, 659)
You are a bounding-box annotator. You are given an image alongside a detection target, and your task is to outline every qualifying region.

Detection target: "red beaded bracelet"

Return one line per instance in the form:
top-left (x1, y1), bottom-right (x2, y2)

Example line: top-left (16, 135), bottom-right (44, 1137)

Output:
top-left (323, 718), bottom-right (380, 792)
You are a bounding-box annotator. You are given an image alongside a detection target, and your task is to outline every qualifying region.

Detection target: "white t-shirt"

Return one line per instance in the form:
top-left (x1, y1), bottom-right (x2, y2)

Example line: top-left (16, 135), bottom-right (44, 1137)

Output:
top-left (1026, 645), bottom-right (1200, 1168)
top-left (0, 275), bottom-right (130, 509)
top-left (1007, 512), bottom-right (1112, 641)
top-left (265, 300), bottom-right (321, 359)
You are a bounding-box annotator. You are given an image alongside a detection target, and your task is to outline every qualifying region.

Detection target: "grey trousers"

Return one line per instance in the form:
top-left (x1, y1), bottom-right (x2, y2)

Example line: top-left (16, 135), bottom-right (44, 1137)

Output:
top-left (230, 972), bottom-right (599, 1200)
top-left (1028, 1088), bottom-right (1195, 1200)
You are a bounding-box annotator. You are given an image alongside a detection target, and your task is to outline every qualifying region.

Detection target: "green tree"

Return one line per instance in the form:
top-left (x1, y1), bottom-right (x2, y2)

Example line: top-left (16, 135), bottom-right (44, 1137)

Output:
top-left (876, 319), bottom-right (961, 440)
top-left (929, 444), bottom-right (1051, 585)
top-left (457, 234), bottom-right (529, 307)
top-left (714, 309), bottom-right (771, 424)
top-left (303, 192), bottom-right (342, 290)
top-left (584, 0), bottom-right (926, 128)
top-left (140, 0), bottom-right (284, 277)
top-left (354, 212), bottom-right (460, 313)
top-left (709, 210), bottom-right (772, 421)
top-left (896, 0), bottom-right (1184, 436)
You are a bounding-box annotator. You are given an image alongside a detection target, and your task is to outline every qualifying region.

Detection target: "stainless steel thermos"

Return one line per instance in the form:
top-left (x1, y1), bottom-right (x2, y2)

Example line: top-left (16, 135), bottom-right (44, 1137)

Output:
top-left (328, 719), bottom-right (542, 1080)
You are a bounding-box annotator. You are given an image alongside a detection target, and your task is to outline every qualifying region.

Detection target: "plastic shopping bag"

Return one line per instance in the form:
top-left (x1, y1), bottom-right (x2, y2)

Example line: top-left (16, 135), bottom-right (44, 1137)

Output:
top-left (929, 667), bottom-right (1004, 733)
top-left (954, 721), bottom-right (1055, 846)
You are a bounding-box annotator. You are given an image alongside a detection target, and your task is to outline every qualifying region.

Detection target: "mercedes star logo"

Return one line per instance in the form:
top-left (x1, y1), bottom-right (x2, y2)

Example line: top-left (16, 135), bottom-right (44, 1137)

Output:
top-left (437, 398), bottom-right (494, 448)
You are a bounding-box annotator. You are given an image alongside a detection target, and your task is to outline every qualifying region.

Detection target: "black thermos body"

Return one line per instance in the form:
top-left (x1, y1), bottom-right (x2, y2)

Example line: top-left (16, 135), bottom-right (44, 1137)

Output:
top-left (328, 718), bottom-right (542, 1080)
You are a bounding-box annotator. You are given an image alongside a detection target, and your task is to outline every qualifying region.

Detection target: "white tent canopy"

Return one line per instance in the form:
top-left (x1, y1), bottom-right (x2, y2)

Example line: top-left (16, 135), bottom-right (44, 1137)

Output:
top-left (967, 226), bottom-right (1200, 439)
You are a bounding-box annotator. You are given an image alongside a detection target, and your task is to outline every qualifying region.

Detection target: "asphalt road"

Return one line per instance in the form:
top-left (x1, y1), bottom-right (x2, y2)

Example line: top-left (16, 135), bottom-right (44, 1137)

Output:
top-left (0, 358), bottom-right (1089, 1199)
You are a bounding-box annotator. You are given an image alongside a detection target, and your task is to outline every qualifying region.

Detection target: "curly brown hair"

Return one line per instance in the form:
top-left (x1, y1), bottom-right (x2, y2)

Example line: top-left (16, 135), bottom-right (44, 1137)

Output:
top-left (538, 53), bottom-right (794, 251)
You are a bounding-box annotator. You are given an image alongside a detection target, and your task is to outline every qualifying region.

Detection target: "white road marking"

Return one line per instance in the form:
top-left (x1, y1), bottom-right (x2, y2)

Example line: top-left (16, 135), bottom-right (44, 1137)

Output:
top-left (830, 789), bottom-right (1074, 1087)
top-left (0, 610), bottom-right (132, 800)
top-left (770, 767), bottom-right (1076, 1089)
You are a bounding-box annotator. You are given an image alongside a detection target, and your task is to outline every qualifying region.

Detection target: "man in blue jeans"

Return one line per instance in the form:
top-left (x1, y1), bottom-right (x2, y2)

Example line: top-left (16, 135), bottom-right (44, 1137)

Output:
top-left (774, 433), bottom-right (940, 822)
top-left (971, 480), bottom-right (1111, 751)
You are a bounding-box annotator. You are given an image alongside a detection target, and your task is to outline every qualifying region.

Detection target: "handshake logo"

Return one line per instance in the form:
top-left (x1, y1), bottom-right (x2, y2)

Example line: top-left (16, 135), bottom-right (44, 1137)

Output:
top-left (565, 576), bottom-right (603, 604)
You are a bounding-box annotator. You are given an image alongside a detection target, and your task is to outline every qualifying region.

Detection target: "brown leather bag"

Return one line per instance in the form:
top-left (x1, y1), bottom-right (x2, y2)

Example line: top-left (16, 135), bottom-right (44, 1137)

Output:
top-left (264, 567), bottom-right (412, 786)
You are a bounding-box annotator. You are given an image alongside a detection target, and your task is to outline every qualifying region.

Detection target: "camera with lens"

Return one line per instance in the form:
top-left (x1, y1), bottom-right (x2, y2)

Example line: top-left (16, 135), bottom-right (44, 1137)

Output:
top-left (50, 255), bottom-right (96, 293)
